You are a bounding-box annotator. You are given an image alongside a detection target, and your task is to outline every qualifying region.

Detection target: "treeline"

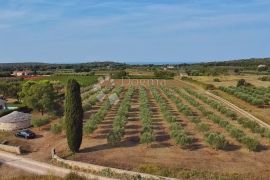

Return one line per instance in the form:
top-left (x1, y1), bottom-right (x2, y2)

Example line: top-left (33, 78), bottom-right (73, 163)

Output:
top-left (199, 58), bottom-right (270, 67)
top-left (0, 61), bottom-right (126, 72)
top-left (111, 70), bottom-right (175, 79)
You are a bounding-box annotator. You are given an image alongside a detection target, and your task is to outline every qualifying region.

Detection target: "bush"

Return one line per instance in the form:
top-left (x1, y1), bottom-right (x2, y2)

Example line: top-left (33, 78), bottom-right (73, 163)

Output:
top-left (140, 132), bottom-right (155, 144)
top-left (65, 172), bottom-right (86, 180)
top-left (51, 123), bottom-right (62, 134)
top-left (31, 117), bottom-right (50, 127)
top-left (206, 133), bottom-right (228, 150)
top-left (107, 131), bottom-right (121, 146)
top-left (241, 136), bottom-right (259, 151)
top-left (175, 133), bottom-right (193, 147)
top-left (197, 123), bottom-right (210, 133)
top-left (213, 78), bottom-right (221, 82)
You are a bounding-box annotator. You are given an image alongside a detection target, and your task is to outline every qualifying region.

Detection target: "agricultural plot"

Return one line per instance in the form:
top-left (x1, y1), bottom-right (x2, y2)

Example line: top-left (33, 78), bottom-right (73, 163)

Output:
top-left (59, 81), bottom-right (270, 178)
top-left (220, 86), bottom-right (270, 107)
top-left (37, 75), bottom-right (98, 87)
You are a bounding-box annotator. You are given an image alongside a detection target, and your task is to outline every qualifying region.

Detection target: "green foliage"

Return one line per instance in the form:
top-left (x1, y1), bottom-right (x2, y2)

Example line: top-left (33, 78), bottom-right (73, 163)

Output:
top-left (220, 86), bottom-right (268, 106)
top-left (107, 130), bottom-right (122, 146)
top-left (37, 75), bottom-right (98, 87)
top-left (153, 70), bottom-right (175, 79)
top-left (176, 88), bottom-right (260, 151)
top-left (111, 70), bottom-right (128, 79)
top-left (31, 116), bottom-right (50, 127)
top-left (139, 86), bottom-right (154, 144)
top-left (213, 78), bottom-right (221, 82)
top-left (152, 86), bottom-right (193, 148)
top-left (206, 133), bottom-right (228, 150)
top-left (0, 81), bottom-right (21, 100)
top-left (185, 66), bottom-right (228, 76)
top-left (84, 86), bottom-right (123, 134)
top-left (51, 123), bottom-right (62, 134)
top-left (258, 76), bottom-right (270, 81)
top-left (197, 123), bottom-right (210, 133)
top-left (65, 79), bottom-right (83, 152)
top-left (19, 80), bottom-right (56, 115)
top-left (241, 136), bottom-right (259, 151)
top-left (236, 79), bottom-right (252, 87)
top-left (107, 86), bottom-right (134, 145)
top-left (65, 172), bottom-right (86, 180)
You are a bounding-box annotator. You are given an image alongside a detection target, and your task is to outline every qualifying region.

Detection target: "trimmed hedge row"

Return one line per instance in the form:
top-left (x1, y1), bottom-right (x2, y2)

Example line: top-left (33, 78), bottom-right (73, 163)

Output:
top-left (174, 88), bottom-right (260, 151)
top-left (84, 86), bottom-right (123, 134)
top-left (220, 86), bottom-right (267, 106)
top-left (185, 88), bottom-right (270, 139)
top-left (151, 86), bottom-right (193, 148)
top-left (107, 86), bottom-right (134, 146)
top-left (139, 86), bottom-right (154, 144)
top-left (161, 86), bottom-right (228, 150)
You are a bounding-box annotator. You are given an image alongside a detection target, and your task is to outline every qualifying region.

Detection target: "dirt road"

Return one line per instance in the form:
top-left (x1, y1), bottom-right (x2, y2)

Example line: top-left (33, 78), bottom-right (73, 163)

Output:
top-left (0, 151), bottom-right (114, 180)
top-left (206, 91), bottom-right (270, 129)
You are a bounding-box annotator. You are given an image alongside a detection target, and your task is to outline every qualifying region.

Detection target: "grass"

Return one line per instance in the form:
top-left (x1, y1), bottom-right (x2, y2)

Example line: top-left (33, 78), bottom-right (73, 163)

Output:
top-left (191, 74), bottom-right (270, 87)
top-left (134, 164), bottom-right (270, 180)
top-left (4, 173), bottom-right (86, 180)
top-left (213, 90), bottom-right (270, 125)
top-left (0, 131), bottom-right (13, 142)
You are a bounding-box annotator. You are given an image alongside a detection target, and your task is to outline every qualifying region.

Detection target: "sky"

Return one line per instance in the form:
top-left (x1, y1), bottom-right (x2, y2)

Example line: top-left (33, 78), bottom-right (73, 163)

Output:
top-left (0, 0), bottom-right (270, 64)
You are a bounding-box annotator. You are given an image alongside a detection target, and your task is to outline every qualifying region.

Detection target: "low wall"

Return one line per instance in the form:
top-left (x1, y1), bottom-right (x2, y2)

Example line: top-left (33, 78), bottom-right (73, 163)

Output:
top-left (52, 148), bottom-right (175, 180)
top-left (0, 144), bottom-right (21, 154)
top-left (0, 121), bottom-right (31, 131)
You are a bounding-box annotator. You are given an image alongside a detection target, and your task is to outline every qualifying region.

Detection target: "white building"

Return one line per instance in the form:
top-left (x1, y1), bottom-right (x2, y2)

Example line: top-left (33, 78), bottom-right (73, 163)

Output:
top-left (12, 71), bottom-right (32, 77)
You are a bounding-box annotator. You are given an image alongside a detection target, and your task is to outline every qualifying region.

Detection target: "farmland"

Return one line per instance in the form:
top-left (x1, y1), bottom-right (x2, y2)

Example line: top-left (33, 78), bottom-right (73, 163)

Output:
top-left (50, 79), bottom-right (270, 179)
top-left (36, 74), bottom-right (98, 87)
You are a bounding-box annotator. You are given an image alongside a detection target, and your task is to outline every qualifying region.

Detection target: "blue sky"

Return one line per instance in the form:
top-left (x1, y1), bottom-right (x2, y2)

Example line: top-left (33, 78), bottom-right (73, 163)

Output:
top-left (0, 0), bottom-right (269, 64)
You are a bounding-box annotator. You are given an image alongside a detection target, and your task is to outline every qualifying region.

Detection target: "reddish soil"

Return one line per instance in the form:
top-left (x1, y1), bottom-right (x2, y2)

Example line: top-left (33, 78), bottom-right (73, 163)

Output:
top-left (4, 84), bottom-right (270, 177)
top-left (59, 87), bottom-right (270, 175)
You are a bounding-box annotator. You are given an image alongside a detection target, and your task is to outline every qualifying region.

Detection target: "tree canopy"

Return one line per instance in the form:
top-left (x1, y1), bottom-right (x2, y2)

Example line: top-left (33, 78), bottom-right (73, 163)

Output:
top-left (19, 80), bottom-right (56, 115)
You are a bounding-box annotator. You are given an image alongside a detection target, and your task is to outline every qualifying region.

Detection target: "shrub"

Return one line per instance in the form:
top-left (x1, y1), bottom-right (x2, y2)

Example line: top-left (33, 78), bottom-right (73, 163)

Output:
top-left (107, 131), bottom-right (121, 146)
top-left (65, 172), bottom-right (86, 180)
top-left (213, 78), bottom-right (221, 82)
top-left (206, 133), bottom-right (228, 150)
top-left (31, 116), bottom-right (50, 127)
top-left (197, 123), bottom-right (210, 133)
top-left (51, 123), bottom-right (62, 134)
top-left (175, 133), bottom-right (193, 147)
top-left (140, 132), bottom-right (155, 144)
top-left (241, 136), bottom-right (259, 151)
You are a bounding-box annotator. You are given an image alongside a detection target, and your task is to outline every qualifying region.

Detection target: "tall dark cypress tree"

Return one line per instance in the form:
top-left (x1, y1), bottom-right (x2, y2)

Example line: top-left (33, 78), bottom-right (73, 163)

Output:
top-left (65, 79), bottom-right (83, 152)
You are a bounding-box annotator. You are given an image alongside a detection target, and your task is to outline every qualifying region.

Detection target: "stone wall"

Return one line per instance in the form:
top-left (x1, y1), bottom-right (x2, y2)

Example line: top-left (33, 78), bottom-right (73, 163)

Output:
top-left (0, 121), bottom-right (31, 131)
top-left (51, 149), bottom-right (175, 180)
top-left (0, 144), bottom-right (21, 154)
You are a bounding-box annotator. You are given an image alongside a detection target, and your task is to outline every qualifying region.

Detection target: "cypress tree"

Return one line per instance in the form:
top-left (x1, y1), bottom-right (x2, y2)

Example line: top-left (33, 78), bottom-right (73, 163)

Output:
top-left (65, 79), bottom-right (83, 152)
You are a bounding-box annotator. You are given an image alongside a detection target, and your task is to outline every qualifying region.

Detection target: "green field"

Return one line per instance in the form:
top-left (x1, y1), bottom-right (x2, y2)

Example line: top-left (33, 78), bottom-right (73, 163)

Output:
top-left (37, 75), bottom-right (98, 87)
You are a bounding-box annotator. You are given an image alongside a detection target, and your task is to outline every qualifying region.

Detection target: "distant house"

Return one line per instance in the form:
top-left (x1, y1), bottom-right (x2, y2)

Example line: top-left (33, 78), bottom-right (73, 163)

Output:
top-left (0, 99), bottom-right (7, 110)
top-left (257, 64), bottom-right (268, 71)
top-left (12, 70), bottom-right (32, 77)
top-left (258, 64), bottom-right (267, 68)
top-left (167, 65), bottom-right (175, 69)
top-left (180, 73), bottom-right (188, 77)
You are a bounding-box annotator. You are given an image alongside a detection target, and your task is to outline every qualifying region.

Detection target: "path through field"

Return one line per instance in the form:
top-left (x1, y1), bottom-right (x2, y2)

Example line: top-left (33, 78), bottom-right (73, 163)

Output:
top-left (206, 91), bottom-right (270, 129)
top-left (0, 151), bottom-right (113, 179)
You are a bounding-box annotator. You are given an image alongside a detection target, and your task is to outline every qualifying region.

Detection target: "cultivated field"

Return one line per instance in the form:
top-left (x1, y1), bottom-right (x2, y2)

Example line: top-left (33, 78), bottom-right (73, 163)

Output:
top-left (53, 79), bottom-right (270, 179)
top-left (191, 75), bottom-right (270, 87)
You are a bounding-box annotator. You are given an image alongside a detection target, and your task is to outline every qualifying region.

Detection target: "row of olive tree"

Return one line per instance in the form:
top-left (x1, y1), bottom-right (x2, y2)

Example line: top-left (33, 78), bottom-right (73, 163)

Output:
top-left (161, 87), bottom-right (228, 150)
top-left (174, 88), bottom-right (259, 151)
